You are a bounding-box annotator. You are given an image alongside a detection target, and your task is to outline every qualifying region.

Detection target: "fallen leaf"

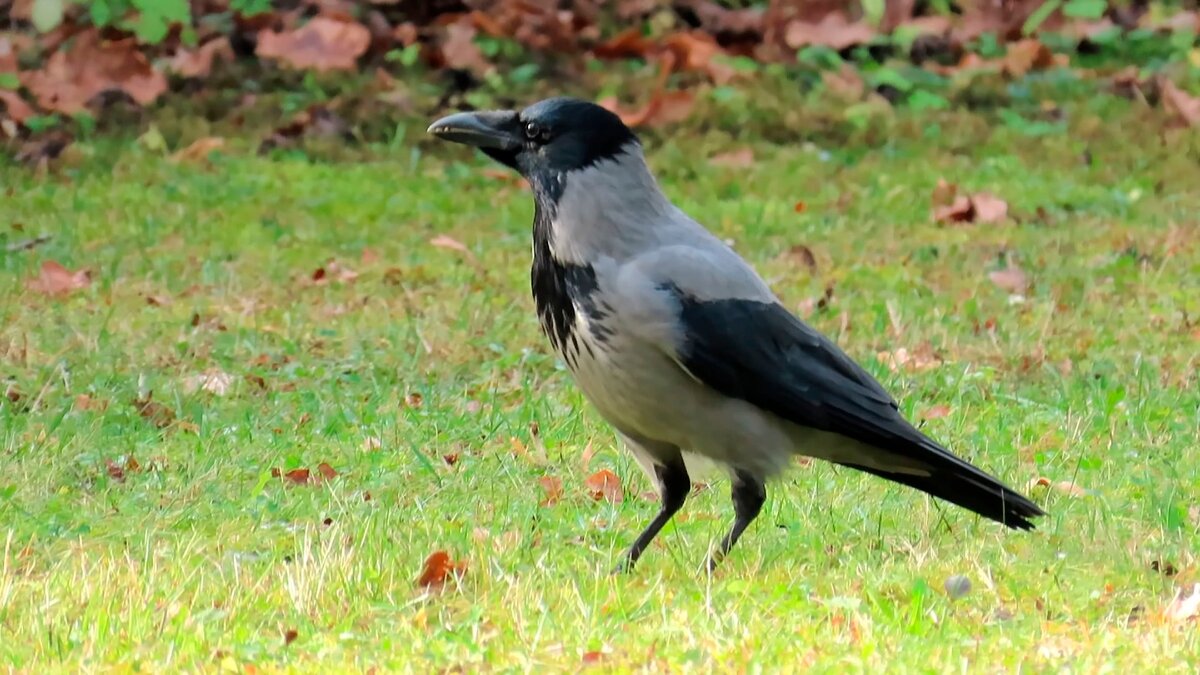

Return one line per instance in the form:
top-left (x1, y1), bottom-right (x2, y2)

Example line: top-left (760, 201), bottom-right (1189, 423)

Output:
top-left (317, 462), bottom-right (337, 480)
top-left (970, 193), bottom-right (1009, 224)
top-left (430, 235), bottom-right (472, 257)
top-left (183, 370), bottom-right (234, 396)
top-left (0, 90), bottom-right (34, 124)
top-left (1026, 476), bottom-right (1087, 497)
top-left (600, 90), bottom-right (696, 128)
top-left (585, 469), bottom-right (624, 504)
top-left (877, 345), bottom-right (941, 373)
top-left (145, 293), bottom-right (172, 307)
top-left (439, 19), bottom-right (489, 75)
top-left (283, 628), bottom-right (299, 645)
top-left (1164, 583), bottom-right (1200, 622)
top-left (785, 13), bottom-right (874, 50)
top-left (539, 475), bottom-right (564, 506)
top-left (27, 260), bottom-right (91, 296)
top-left (793, 201), bottom-right (807, 213)
top-left (272, 467), bottom-right (311, 485)
top-left (1159, 78), bottom-right (1200, 128)
top-left (404, 392), bottom-right (423, 408)
top-left (21, 29), bottom-right (167, 115)
top-left (821, 64), bottom-right (865, 102)
top-left (1002, 39), bottom-right (1058, 78)
top-left (931, 178), bottom-right (958, 208)
top-left (244, 374), bottom-right (268, 391)
top-left (310, 260), bottom-right (359, 285)
top-left (257, 16), bottom-right (370, 72)
top-left (167, 38), bottom-right (234, 78)
top-left (988, 265), bottom-right (1029, 294)
top-left (73, 394), bottom-right (108, 412)
top-left (442, 452), bottom-right (460, 466)
top-left (933, 195), bottom-right (975, 224)
top-left (1151, 560), bottom-right (1178, 577)
top-left (784, 244), bottom-right (818, 272)
top-left (106, 459), bottom-right (127, 482)
top-left (921, 405), bottom-right (952, 420)
top-left (582, 651), bottom-right (604, 664)
top-left (417, 550), bottom-right (466, 589)
top-left (133, 395), bottom-right (175, 428)
top-left (708, 147), bottom-right (755, 168)
top-left (170, 137), bottom-right (226, 163)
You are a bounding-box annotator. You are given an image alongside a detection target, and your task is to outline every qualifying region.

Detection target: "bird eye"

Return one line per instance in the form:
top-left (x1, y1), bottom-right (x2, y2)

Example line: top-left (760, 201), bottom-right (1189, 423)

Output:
top-left (524, 122), bottom-right (547, 142)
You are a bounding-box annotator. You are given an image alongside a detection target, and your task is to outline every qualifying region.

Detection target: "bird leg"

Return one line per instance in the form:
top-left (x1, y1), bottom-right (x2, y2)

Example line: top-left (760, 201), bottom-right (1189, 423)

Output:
top-left (613, 459), bottom-right (690, 574)
top-left (706, 472), bottom-right (766, 572)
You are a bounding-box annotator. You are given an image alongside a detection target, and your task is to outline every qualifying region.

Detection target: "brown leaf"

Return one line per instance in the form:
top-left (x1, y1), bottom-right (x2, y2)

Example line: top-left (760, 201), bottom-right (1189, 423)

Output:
top-left (921, 405), bottom-right (952, 420)
top-left (582, 651), bottom-right (604, 664)
top-left (145, 293), bottom-right (172, 307)
top-left (167, 38), bottom-right (234, 79)
top-left (21, 29), bottom-right (167, 115)
top-left (821, 64), bottom-right (865, 102)
top-left (1002, 39), bottom-right (1058, 78)
top-left (784, 244), bottom-right (818, 273)
top-left (283, 628), bottom-right (299, 645)
top-left (275, 468), bottom-right (311, 485)
top-left (539, 475), bottom-right (564, 506)
top-left (1026, 476), bottom-right (1087, 497)
top-left (585, 469), bottom-right (624, 504)
top-left (317, 462), bottom-right (337, 481)
top-left (417, 550), bottom-right (466, 589)
top-left (793, 200), bottom-right (807, 213)
top-left (933, 195), bottom-right (975, 224)
top-left (310, 260), bottom-right (359, 285)
top-left (930, 178), bottom-right (958, 208)
top-left (708, 148), bottom-right (755, 168)
top-left (404, 392), bottom-right (423, 408)
top-left (74, 394), bottom-right (108, 412)
top-left (661, 31), bottom-right (735, 84)
top-left (988, 265), bottom-right (1029, 294)
top-left (1159, 78), bottom-right (1200, 128)
top-left (430, 235), bottom-right (472, 257)
top-left (106, 459), bottom-right (127, 482)
top-left (439, 19), bottom-right (489, 75)
top-left (600, 91), bottom-right (696, 129)
top-left (785, 14), bottom-right (874, 51)
top-left (0, 90), bottom-right (35, 125)
top-left (170, 137), bottom-right (226, 163)
top-left (27, 260), bottom-right (91, 296)
top-left (0, 35), bottom-right (18, 74)
top-left (257, 17), bottom-right (370, 72)
top-left (877, 345), bottom-right (941, 373)
top-left (970, 193), bottom-right (1009, 224)
top-left (442, 452), bottom-right (460, 466)
top-left (133, 395), bottom-right (175, 428)
top-left (1164, 584), bottom-right (1200, 622)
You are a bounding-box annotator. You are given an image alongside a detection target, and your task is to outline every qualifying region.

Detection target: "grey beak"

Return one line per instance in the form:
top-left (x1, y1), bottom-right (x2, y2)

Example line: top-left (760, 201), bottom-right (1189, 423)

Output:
top-left (427, 110), bottom-right (521, 151)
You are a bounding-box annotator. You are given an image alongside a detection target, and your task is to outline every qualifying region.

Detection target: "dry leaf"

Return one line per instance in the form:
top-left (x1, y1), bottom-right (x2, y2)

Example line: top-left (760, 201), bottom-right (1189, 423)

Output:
top-left (167, 38), bottom-right (234, 78)
top-left (171, 137), bottom-right (226, 163)
top-left (988, 265), bottom-right (1029, 294)
top-left (1159, 78), bottom-right (1200, 128)
top-left (27, 260), bottom-right (91, 296)
top-left (183, 370), bottom-right (233, 396)
top-left (440, 19), bottom-right (489, 75)
top-left (1164, 584), bottom-right (1200, 622)
top-left (934, 195), bottom-right (975, 224)
top-left (1026, 476), bottom-right (1087, 497)
top-left (971, 193), bottom-right (1009, 224)
top-left (785, 14), bottom-right (874, 50)
top-left (585, 469), bottom-right (624, 504)
top-left (310, 260), bottom-right (359, 285)
top-left (442, 452), bottom-right (460, 466)
top-left (257, 17), bottom-right (370, 72)
top-left (822, 64), bottom-right (865, 102)
top-left (271, 467), bottom-right (312, 485)
top-left (600, 90), bottom-right (696, 128)
top-left (317, 462), bottom-right (337, 480)
top-left (582, 651), bottom-right (604, 664)
top-left (21, 29), bottom-right (167, 115)
top-left (708, 148), bottom-right (755, 168)
top-left (539, 475), bottom-right (564, 506)
top-left (784, 244), bottom-right (818, 272)
top-left (283, 628), bottom-right (299, 645)
top-left (133, 395), bottom-right (175, 428)
top-left (430, 235), bottom-right (472, 257)
top-left (106, 458), bottom-right (127, 482)
top-left (0, 90), bottom-right (35, 124)
top-left (931, 178), bottom-right (958, 207)
top-left (417, 550), bottom-right (466, 589)
top-left (1002, 39), bottom-right (1058, 78)
top-left (73, 394), bottom-right (108, 412)
top-left (877, 346), bottom-right (941, 373)
top-left (921, 405), bottom-right (952, 420)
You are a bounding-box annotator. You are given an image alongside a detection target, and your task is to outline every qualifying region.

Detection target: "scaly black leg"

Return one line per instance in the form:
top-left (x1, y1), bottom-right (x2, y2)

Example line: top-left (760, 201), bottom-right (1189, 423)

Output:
top-left (706, 471), bottom-right (766, 572)
top-left (613, 458), bottom-right (690, 573)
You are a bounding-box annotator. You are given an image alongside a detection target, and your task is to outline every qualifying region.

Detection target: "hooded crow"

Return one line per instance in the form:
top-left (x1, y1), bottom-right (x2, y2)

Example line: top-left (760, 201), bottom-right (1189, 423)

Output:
top-left (428, 97), bottom-right (1045, 572)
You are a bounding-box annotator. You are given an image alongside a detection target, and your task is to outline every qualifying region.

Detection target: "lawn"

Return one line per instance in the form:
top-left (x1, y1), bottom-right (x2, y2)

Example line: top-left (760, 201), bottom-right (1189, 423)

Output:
top-left (2, 89), bottom-right (1199, 671)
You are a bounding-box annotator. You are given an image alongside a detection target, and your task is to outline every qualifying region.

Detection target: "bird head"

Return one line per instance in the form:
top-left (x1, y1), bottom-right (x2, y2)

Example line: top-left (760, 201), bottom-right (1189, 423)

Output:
top-left (427, 97), bottom-right (639, 183)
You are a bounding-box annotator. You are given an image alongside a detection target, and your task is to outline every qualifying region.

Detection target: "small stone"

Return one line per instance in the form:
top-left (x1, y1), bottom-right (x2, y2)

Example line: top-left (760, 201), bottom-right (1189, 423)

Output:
top-left (944, 574), bottom-right (972, 600)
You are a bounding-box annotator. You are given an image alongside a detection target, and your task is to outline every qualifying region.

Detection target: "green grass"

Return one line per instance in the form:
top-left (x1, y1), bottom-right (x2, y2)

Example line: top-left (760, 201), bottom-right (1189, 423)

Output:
top-left (2, 92), bottom-right (1199, 671)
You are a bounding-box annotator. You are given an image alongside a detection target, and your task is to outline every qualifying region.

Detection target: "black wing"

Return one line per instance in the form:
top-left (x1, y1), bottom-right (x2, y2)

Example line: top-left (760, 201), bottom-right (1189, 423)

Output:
top-left (671, 291), bottom-right (1045, 529)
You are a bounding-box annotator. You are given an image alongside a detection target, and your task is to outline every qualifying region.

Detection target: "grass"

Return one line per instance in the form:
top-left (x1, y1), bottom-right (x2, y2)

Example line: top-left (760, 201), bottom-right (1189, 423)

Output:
top-left (2, 87), bottom-right (1200, 671)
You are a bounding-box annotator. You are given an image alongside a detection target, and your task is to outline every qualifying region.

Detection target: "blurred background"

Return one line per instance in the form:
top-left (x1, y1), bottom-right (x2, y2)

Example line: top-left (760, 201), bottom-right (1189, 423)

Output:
top-left (1, 0), bottom-right (1199, 160)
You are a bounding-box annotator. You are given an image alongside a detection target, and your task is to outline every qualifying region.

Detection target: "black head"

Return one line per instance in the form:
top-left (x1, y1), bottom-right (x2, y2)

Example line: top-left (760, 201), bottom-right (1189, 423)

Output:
top-left (427, 97), bottom-right (639, 178)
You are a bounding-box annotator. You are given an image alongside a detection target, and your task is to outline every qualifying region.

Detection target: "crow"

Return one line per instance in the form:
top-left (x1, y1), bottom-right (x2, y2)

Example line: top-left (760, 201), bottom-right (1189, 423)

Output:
top-left (428, 97), bottom-right (1044, 572)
